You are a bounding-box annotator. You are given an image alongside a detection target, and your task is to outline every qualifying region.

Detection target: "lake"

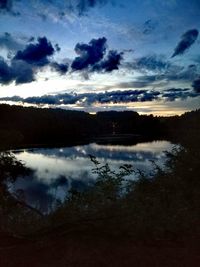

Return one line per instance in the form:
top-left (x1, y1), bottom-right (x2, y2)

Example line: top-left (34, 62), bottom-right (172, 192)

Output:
top-left (9, 140), bottom-right (176, 213)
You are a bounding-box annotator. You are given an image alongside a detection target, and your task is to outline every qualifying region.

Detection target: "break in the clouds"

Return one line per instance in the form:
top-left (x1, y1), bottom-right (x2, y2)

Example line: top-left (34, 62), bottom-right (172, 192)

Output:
top-left (172, 29), bottom-right (199, 58)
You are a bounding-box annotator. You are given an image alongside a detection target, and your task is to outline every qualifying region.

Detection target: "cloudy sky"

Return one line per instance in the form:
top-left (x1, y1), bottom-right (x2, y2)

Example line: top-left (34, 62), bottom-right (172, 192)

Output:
top-left (0, 0), bottom-right (200, 115)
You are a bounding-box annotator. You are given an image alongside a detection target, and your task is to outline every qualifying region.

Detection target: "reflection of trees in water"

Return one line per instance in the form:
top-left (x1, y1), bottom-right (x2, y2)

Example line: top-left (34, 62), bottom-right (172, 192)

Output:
top-left (51, 142), bottom-right (200, 241)
top-left (11, 141), bottom-right (173, 211)
top-left (0, 108), bottom-right (199, 241)
top-left (9, 168), bottom-right (95, 213)
top-left (6, 141), bottom-right (173, 214)
top-left (0, 152), bottom-right (30, 194)
top-left (20, 142), bottom-right (170, 162)
top-left (0, 152), bottom-right (45, 233)
top-left (1, 133), bottom-right (200, 241)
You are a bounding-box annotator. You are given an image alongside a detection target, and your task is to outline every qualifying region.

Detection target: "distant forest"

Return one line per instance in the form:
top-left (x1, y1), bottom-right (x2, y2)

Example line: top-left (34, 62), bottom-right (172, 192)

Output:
top-left (0, 104), bottom-right (200, 149)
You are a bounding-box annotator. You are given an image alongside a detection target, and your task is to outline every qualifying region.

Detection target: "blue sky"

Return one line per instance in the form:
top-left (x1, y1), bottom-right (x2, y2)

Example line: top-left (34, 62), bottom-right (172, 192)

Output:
top-left (0, 0), bottom-right (200, 115)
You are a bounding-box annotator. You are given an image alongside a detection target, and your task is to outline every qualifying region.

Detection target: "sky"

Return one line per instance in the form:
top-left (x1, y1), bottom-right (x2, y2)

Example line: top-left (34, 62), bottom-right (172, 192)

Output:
top-left (0, 0), bottom-right (200, 115)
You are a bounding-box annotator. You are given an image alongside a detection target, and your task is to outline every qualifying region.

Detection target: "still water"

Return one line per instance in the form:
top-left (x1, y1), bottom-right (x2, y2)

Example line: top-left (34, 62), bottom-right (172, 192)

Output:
top-left (10, 140), bottom-right (176, 212)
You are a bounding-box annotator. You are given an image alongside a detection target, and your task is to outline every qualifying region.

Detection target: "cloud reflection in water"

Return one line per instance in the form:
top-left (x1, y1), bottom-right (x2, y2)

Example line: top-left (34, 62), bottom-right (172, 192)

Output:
top-left (10, 141), bottom-right (176, 212)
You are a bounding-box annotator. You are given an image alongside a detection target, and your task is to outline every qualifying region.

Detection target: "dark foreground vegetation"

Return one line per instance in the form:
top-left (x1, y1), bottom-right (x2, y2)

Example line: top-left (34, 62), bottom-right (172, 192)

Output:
top-left (0, 106), bottom-right (200, 266)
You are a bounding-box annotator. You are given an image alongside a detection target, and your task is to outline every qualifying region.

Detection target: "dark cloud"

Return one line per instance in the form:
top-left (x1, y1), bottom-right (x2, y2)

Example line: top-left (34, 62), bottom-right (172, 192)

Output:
top-left (11, 59), bottom-right (35, 84)
top-left (170, 64), bottom-right (199, 81)
top-left (0, 0), bottom-right (20, 16)
top-left (140, 91), bottom-right (160, 102)
top-left (162, 88), bottom-right (197, 101)
top-left (172, 29), bottom-right (199, 58)
top-left (0, 0), bottom-right (12, 12)
top-left (25, 95), bottom-right (64, 105)
top-left (0, 90), bottom-right (158, 105)
top-left (71, 37), bottom-right (123, 74)
top-left (126, 54), bottom-right (199, 86)
top-left (129, 54), bottom-right (171, 73)
top-left (50, 62), bottom-right (68, 75)
top-left (92, 50), bottom-right (123, 72)
top-left (84, 90), bottom-right (158, 104)
top-left (1, 87), bottom-right (199, 106)
top-left (129, 63), bottom-right (199, 89)
top-left (0, 57), bottom-right (35, 85)
top-left (0, 33), bottom-right (67, 82)
top-left (14, 37), bottom-right (55, 66)
top-left (71, 37), bottom-right (107, 71)
top-left (0, 35), bottom-right (66, 84)
top-left (192, 78), bottom-right (200, 93)
top-left (0, 56), bottom-right (13, 84)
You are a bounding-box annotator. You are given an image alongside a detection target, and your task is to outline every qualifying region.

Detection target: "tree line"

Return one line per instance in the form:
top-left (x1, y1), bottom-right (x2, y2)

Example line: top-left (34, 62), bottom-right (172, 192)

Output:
top-left (0, 104), bottom-right (199, 149)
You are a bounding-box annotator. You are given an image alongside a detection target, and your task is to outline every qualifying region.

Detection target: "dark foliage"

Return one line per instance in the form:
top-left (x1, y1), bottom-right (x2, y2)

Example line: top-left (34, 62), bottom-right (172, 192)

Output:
top-left (0, 104), bottom-right (171, 149)
top-left (48, 132), bottom-right (200, 241)
top-left (0, 151), bottom-right (40, 233)
top-left (0, 108), bottom-right (200, 241)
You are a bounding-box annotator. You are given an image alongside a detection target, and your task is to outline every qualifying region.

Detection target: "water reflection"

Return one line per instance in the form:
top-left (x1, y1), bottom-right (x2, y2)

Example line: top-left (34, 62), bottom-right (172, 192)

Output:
top-left (10, 141), bottom-right (176, 213)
